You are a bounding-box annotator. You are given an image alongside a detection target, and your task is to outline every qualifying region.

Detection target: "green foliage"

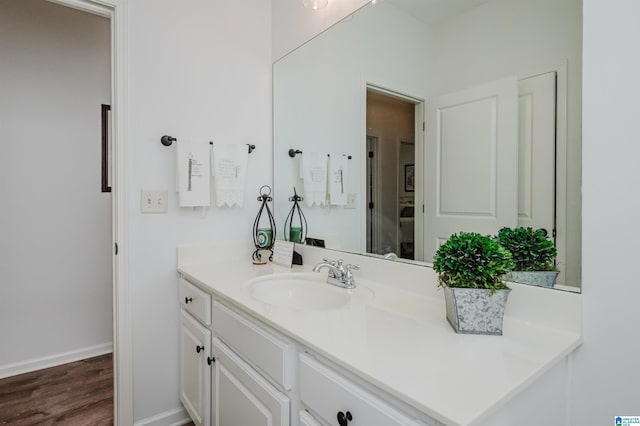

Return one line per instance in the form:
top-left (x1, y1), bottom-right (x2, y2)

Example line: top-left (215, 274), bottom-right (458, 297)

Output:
top-left (495, 227), bottom-right (557, 271)
top-left (433, 232), bottom-right (513, 293)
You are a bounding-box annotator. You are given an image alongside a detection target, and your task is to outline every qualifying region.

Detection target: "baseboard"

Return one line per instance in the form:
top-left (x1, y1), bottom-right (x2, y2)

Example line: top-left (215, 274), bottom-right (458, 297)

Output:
top-left (0, 342), bottom-right (113, 379)
top-left (134, 406), bottom-right (191, 426)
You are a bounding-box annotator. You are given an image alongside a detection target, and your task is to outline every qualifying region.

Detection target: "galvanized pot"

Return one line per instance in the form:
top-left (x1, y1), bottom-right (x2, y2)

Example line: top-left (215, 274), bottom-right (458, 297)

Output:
top-left (443, 286), bottom-right (511, 335)
top-left (510, 271), bottom-right (559, 288)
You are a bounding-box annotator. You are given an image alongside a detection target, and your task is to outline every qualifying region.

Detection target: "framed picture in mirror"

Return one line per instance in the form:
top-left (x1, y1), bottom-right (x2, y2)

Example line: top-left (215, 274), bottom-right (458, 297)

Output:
top-left (405, 164), bottom-right (415, 192)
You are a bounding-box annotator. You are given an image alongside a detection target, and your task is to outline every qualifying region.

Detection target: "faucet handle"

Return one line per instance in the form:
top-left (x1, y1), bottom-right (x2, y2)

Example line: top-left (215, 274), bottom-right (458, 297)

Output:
top-left (343, 263), bottom-right (359, 288)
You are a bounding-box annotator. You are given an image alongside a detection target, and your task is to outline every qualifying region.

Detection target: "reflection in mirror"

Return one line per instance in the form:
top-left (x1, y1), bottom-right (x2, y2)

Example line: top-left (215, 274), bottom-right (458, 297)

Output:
top-left (273, 0), bottom-right (582, 291)
top-left (366, 89), bottom-right (419, 259)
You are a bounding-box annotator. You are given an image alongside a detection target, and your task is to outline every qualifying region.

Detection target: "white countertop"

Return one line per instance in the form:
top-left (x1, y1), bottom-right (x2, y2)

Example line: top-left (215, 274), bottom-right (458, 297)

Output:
top-left (177, 246), bottom-right (581, 426)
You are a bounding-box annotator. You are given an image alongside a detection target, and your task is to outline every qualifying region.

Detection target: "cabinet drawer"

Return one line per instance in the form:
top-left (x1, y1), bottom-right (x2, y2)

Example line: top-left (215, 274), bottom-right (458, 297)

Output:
top-left (212, 301), bottom-right (295, 390)
top-left (180, 278), bottom-right (211, 325)
top-left (300, 354), bottom-right (426, 426)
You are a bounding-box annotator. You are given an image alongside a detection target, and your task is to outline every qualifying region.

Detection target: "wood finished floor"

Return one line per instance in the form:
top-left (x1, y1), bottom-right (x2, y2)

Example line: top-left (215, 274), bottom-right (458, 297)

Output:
top-left (0, 354), bottom-right (113, 425)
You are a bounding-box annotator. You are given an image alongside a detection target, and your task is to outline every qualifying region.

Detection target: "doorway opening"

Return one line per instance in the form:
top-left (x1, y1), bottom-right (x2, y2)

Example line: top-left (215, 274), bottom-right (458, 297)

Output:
top-left (0, 0), bottom-right (124, 422)
top-left (365, 86), bottom-right (424, 260)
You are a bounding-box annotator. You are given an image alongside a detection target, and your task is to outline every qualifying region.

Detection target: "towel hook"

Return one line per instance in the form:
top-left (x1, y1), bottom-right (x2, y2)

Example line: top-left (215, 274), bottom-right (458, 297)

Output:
top-left (161, 135), bottom-right (177, 146)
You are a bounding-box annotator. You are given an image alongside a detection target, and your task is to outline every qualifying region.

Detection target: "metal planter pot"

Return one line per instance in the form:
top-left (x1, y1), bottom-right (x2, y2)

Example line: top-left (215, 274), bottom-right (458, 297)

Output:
top-left (443, 286), bottom-right (511, 335)
top-left (510, 271), bottom-right (559, 288)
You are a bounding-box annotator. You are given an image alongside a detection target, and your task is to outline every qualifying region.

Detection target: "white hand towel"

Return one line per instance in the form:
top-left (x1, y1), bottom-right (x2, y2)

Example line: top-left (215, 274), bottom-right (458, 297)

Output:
top-left (329, 154), bottom-right (348, 205)
top-left (302, 152), bottom-right (327, 207)
top-left (211, 142), bottom-right (249, 207)
top-left (177, 140), bottom-right (210, 207)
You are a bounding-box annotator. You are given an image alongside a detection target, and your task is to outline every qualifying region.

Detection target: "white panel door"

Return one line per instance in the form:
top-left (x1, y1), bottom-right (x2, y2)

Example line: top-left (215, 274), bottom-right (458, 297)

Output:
top-left (518, 72), bottom-right (556, 236)
top-left (180, 310), bottom-right (211, 426)
top-left (211, 337), bottom-right (289, 426)
top-left (425, 77), bottom-right (518, 260)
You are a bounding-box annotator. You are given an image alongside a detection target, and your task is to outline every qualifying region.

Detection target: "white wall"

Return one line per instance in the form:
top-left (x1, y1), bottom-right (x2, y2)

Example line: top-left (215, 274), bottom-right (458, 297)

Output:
top-left (0, 0), bottom-right (112, 375)
top-left (273, 2), bottom-right (431, 252)
top-left (571, 0), bottom-right (640, 422)
top-left (431, 0), bottom-right (583, 287)
top-left (127, 0), bottom-right (272, 422)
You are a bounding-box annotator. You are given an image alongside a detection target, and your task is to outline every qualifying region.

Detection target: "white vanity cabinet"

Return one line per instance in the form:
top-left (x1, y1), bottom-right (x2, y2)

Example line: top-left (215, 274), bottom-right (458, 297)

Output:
top-left (179, 279), bottom-right (213, 426)
top-left (179, 275), bottom-right (436, 426)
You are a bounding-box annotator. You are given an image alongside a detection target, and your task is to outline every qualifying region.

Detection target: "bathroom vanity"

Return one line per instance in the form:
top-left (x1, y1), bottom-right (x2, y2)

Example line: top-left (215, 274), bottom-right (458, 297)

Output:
top-left (177, 244), bottom-right (581, 426)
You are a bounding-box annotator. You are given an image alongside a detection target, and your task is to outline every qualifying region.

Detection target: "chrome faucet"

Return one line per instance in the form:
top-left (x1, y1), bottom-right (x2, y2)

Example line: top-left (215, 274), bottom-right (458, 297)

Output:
top-left (312, 258), bottom-right (359, 289)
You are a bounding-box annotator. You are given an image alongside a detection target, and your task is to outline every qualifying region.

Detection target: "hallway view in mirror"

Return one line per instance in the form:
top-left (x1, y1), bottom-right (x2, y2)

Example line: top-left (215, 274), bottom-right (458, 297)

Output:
top-left (366, 88), bottom-right (422, 260)
top-left (273, 0), bottom-right (582, 290)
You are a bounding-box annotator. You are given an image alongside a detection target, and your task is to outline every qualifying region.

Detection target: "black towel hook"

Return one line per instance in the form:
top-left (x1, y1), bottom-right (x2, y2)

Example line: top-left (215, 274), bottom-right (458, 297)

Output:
top-left (161, 135), bottom-right (176, 146)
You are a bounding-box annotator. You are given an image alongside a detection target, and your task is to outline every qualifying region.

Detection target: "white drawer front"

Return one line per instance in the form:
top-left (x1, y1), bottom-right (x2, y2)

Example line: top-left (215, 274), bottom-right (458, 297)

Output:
top-left (300, 354), bottom-right (425, 426)
top-left (180, 278), bottom-right (212, 325)
top-left (212, 300), bottom-right (295, 390)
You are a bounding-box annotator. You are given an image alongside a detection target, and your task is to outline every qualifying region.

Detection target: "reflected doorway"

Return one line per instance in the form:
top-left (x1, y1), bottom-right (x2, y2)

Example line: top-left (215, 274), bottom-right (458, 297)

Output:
top-left (365, 87), bottom-right (423, 260)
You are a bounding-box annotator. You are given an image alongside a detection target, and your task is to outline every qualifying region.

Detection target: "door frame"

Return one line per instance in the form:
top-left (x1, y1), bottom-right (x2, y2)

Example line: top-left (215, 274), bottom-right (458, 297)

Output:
top-left (519, 60), bottom-right (569, 285)
top-left (361, 83), bottom-right (425, 259)
top-left (48, 0), bottom-right (132, 424)
top-left (365, 136), bottom-right (382, 253)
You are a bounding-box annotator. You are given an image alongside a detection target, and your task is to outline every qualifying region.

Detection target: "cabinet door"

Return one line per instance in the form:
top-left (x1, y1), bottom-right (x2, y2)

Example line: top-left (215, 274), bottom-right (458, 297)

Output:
top-left (211, 337), bottom-right (289, 426)
top-left (180, 310), bottom-right (211, 426)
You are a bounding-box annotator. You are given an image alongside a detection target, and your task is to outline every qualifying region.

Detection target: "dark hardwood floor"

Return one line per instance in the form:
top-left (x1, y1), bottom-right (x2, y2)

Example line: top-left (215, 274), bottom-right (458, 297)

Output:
top-left (0, 354), bottom-right (113, 425)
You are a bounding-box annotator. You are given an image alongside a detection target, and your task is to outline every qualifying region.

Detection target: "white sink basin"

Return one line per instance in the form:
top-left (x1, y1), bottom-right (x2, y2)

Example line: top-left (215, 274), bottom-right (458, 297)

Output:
top-left (246, 273), bottom-right (373, 310)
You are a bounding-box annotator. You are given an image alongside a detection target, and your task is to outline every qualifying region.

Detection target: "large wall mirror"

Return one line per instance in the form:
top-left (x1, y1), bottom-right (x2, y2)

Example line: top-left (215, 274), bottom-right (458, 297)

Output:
top-left (273, 0), bottom-right (582, 291)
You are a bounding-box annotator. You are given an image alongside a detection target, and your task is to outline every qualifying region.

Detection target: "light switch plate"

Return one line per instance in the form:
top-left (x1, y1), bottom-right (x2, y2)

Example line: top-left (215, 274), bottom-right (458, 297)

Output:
top-left (345, 193), bottom-right (357, 209)
top-left (141, 190), bottom-right (168, 213)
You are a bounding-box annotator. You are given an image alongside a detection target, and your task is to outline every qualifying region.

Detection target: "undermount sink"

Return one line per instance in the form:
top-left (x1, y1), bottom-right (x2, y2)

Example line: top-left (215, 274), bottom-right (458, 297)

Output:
top-left (246, 273), bottom-right (373, 310)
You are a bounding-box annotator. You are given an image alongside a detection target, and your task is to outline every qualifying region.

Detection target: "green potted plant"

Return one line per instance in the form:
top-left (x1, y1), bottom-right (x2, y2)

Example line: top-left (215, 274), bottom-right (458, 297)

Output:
top-left (495, 227), bottom-right (558, 288)
top-left (433, 232), bottom-right (513, 335)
